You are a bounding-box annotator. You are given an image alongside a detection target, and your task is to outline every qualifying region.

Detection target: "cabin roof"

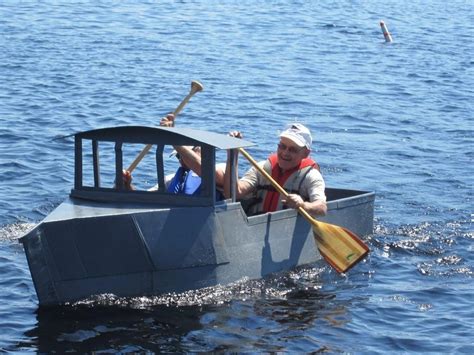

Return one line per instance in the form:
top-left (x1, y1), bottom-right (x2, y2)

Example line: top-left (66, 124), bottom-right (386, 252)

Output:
top-left (75, 125), bottom-right (255, 150)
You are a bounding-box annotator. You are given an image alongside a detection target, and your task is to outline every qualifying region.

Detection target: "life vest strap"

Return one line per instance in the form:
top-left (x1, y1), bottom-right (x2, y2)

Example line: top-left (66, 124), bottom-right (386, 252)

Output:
top-left (262, 153), bottom-right (319, 213)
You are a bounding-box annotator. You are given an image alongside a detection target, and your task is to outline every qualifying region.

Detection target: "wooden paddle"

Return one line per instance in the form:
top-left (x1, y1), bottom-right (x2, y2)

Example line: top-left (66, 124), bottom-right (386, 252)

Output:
top-left (127, 80), bottom-right (204, 172)
top-left (238, 147), bottom-right (369, 273)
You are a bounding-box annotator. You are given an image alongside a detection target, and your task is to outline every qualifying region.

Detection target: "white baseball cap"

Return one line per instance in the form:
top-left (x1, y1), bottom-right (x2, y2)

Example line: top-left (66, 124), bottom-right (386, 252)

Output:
top-left (279, 123), bottom-right (312, 149)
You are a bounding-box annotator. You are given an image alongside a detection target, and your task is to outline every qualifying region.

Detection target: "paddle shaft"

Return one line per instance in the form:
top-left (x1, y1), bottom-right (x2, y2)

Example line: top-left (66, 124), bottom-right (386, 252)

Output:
top-left (127, 81), bottom-right (204, 172)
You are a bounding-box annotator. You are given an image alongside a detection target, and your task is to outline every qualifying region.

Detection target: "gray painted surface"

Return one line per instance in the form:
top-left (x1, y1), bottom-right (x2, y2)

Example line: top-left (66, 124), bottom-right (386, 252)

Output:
top-left (20, 188), bottom-right (374, 306)
top-left (19, 126), bottom-right (375, 306)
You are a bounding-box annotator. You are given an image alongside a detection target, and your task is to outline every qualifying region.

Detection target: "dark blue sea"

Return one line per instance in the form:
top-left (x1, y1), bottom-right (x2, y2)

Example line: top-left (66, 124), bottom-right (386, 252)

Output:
top-left (0, 1), bottom-right (472, 353)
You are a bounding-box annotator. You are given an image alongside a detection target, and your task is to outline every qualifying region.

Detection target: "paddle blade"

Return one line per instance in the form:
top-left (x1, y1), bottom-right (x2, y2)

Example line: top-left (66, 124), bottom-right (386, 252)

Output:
top-left (312, 222), bottom-right (369, 273)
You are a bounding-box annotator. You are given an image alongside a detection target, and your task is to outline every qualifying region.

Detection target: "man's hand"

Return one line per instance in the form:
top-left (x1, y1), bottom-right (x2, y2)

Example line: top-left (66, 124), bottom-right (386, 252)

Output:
top-left (228, 130), bottom-right (243, 139)
top-left (282, 194), bottom-right (304, 210)
top-left (160, 113), bottom-right (175, 127)
top-left (122, 170), bottom-right (134, 191)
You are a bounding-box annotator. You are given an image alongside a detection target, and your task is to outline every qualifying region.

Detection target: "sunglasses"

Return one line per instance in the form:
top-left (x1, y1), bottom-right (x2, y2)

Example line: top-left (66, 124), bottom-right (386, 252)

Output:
top-left (277, 143), bottom-right (302, 154)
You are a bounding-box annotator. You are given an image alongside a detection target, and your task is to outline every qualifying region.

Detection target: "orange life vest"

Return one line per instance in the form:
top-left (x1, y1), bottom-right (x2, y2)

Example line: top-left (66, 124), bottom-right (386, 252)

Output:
top-left (246, 153), bottom-right (320, 214)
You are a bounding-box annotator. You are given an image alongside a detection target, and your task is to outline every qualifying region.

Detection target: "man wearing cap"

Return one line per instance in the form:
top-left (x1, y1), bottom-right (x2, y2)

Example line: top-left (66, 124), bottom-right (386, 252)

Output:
top-left (224, 123), bottom-right (327, 216)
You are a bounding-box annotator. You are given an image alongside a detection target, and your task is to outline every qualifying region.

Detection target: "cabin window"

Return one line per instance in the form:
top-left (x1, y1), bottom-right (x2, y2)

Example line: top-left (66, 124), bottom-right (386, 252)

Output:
top-left (79, 140), bottom-right (208, 195)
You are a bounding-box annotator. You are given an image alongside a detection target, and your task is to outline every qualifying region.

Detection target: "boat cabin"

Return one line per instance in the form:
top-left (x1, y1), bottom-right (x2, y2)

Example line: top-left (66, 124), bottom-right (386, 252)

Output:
top-left (71, 125), bottom-right (253, 206)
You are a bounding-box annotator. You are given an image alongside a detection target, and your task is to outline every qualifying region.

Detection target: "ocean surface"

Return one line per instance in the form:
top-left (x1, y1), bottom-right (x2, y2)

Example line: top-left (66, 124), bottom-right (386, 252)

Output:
top-left (0, 0), bottom-right (472, 353)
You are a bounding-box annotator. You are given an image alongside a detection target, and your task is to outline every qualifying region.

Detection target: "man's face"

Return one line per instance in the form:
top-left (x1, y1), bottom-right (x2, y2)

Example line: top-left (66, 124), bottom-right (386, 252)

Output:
top-left (276, 137), bottom-right (309, 171)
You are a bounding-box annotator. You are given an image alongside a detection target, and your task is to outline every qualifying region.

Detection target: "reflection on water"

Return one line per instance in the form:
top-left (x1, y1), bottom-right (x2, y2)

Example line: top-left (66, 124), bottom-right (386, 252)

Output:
top-left (17, 265), bottom-right (358, 353)
top-left (25, 304), bottom-right (204, 353)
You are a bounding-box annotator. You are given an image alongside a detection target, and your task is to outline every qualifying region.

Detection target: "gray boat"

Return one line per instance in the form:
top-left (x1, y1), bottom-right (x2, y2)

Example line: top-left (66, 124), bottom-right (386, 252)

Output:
top-left (19, 126), bottom-right (375, 306)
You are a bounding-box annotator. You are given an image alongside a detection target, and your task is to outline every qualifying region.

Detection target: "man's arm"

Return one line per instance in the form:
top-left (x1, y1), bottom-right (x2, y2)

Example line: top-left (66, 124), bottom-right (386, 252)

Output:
top-left (175, 146), bottom-right (226, 187)
top-left (281, 169), bottom-right (327, 216)
top-left (282, 194), bottom-right (327, 216)
top-left (163, 114), bottom-right (223, 186)
top-left (174, 146), bottom-right (202, 173)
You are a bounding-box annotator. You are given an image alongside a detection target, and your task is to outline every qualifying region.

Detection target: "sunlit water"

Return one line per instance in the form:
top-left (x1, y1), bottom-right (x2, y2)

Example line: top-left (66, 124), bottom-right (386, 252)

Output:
top-left (0, 1), bottom-right (472, 353)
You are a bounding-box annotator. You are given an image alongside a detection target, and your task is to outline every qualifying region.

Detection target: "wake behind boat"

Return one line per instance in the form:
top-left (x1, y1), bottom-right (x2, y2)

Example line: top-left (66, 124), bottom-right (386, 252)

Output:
top-left (20, 125), bottom-right (375, 306)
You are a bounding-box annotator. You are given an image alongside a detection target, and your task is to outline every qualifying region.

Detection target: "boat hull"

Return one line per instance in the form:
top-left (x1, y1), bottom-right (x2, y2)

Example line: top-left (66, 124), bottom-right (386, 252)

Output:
top-left (20, 188), bottom-right (374, 306)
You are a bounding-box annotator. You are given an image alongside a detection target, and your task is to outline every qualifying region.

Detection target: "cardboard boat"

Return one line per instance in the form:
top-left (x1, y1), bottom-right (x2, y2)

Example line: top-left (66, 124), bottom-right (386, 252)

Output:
top-left (19, 126), bottom-right (375, 306)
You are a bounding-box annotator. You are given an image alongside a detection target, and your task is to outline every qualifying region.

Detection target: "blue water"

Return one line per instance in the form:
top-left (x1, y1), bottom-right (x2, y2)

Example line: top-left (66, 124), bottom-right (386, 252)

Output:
top-left (1, 0), bottom-right (472, 352)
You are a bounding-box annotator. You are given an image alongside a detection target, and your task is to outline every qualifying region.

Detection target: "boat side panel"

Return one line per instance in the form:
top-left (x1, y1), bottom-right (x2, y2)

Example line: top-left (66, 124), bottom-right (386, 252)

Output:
top-left (151, 264), bottom-right (224, 294)
top-left (215, 206), bottom-right (320, 280)
top-left (22, 207), bottom-right (231, 305)
top-left (323, 197), bottom-right (375, 236)
top-left (53, 272), bottom-right (154, 305)
top-left (22, 214), bottom-right (158, 305)
top-left (133, 207), bottom-right (228, 270)
top-left (43, 215), bottom-right (155, 279)
top-left (55, 265), bottom-right (224, 301)
top-left (21, 226), bottom-right (60, 306)
top-left (20, 189), bottom-right (374, 306)
top-left (148, 207), bottom-right (321, 293)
